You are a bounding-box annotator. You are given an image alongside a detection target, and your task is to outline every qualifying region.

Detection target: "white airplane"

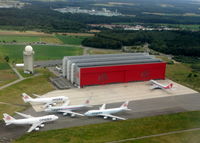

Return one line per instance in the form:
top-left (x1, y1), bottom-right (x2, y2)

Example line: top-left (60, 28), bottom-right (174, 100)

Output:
top-left (84, 101), bottom-right (130, 120)
top-left (21, 93), bottom-right (68, 108)
top-left (44, 98), bottom-right (92, 117)
top-left (3, 112), bottom-right (58, 133)
top-left (149, 80), bottom-right (173, 90)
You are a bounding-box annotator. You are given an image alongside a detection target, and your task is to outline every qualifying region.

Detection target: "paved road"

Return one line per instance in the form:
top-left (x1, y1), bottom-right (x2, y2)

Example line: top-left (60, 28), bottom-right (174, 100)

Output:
top-left (0, 64), bottom-right (24, 90)
top-left (0, 93), bottom-right (200, 142)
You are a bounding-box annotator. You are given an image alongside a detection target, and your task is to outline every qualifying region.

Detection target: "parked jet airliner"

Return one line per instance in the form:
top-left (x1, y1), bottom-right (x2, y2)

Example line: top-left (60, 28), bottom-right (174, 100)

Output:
top-left (149, 80), bottom-right (173, 90)
top-left (21, 93), bottom-right (68, 108)
top-left (3, 112), bottom-right (58, 132)
top-left (45, 98), bottom-right (91, 117)
top-left (84, 101), bottom-right (130, 120)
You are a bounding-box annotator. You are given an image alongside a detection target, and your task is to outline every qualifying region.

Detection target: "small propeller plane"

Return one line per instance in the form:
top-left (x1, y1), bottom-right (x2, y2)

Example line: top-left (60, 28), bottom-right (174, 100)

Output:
top-left (21, 93), bottom-right (68, 108)
top-left (3, 112), bottom-right (58, 133)
top-left (149, 80), bottom-right (173, 90)
top-left (84, 101), bottom-right (130, 120)
top-left (44, 98), bottom-right (92, 117)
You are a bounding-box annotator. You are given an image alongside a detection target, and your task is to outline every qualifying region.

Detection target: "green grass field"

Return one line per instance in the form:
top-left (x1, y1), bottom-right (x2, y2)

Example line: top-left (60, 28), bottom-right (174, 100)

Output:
top-left (0, 35), bottom-right (62, 44)
top-left (0, 44), bottom-right (83, 62)
top-left (126, 130), bottom-right (200, 143)
top-left (156, 55), bottom-right (200, 92)
top-left (14, 111), bottom-right (200, 143)
top-left (0, 58), bottom-right (18, 86)
top-left (166, 63), bottom-right (200, 92)
top-left (55, 34), bottom-right (91, 45)
top-left (0, 69), bottom-right (54, 118)
top-left (0, 62), bottom-right (10, 70)
top-left (0, 35), bottom-right (41, 43)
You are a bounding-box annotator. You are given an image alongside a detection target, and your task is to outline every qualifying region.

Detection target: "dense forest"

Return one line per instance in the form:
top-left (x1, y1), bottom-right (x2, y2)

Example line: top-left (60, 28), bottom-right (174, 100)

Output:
top-left (82, 30), bottom-right (200, 57)
top-left (2, 0), bottom-right (200, 32)
top-left (0, 1), bottom-right (87, 32)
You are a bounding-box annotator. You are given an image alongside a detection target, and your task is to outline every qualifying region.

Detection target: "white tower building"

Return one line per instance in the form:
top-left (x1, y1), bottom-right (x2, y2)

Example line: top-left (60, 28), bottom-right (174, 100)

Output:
top-left (23, 45), bottom-right (34, 74)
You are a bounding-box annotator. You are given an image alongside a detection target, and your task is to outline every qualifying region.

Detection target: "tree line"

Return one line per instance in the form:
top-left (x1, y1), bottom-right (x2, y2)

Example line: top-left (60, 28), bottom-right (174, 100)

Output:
top-left (82, 30), bottom-right (200, 57)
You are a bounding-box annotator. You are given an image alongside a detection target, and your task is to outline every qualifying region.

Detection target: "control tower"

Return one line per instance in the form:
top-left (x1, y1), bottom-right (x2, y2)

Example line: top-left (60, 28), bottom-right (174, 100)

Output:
top-left (23, 45), bottom-right (34, 74)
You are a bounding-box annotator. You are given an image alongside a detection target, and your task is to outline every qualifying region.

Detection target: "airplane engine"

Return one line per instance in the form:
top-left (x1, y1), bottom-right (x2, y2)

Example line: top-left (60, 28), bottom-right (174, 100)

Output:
top-left (112, 118), bottom-right (116, 121)
top-left (52, 103), bottom-right (57, 106)
top-left (35, 127), bottom-right (40, 131)
top-left (40, 124), bottom-right (44, 127)
top-left (47, 105), bottom-right (52, 108)
top-left (71, 114), bottom-right (75, 117)
top-left (103, 116), bottom-right (108, 119)
top-left (63, 113), bottom-right (67, 116)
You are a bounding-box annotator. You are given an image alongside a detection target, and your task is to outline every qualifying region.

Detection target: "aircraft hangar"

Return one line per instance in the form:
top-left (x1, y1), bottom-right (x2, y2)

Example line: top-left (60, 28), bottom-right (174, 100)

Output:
top-left (62, 53), bottom-right (166, 87)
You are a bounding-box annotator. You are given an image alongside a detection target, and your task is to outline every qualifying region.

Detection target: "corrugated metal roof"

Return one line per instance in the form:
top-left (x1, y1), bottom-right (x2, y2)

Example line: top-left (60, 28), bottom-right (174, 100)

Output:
top-left (74, 58), bottom-right (162, 68)
top-left (63, 53), bottom-right (148, 60)
top-left (68, 55), bottom-right (155, 64)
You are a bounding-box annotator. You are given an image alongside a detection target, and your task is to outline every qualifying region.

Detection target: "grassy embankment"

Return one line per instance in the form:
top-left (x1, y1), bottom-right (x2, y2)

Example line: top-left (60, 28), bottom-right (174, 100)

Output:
top-left (0, 57), bottom-right (17, 86)
top-left (15, 111), bottom-right (200, 143)
top-left (0, 69), bottom-right (55, 118)
top-left (157, 55), bottom-right (200, 92)
top-left (0, 34), bottom-right (62, 44)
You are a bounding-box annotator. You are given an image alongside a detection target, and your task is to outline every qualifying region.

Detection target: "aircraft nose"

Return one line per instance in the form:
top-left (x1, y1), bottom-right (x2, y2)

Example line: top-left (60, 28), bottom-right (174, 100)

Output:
top-left (84, 112), bottom-right (89, 116)
top-left (54, 115), bottom-right (59, 120)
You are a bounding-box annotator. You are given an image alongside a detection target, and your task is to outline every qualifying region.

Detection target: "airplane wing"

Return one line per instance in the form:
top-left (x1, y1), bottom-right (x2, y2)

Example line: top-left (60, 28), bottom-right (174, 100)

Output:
top-left (99, 114), bottom-right (126, 120)
top-left (32, 94), bottom-right (41, 98)
top-left (59, 110), bottom-right (84, 116)
top-left (27, 122), bottom-right (42, 133)
top-left (15, 112), bottom-right (33, 118)
top-left (43, 101), bottom-right (54, 108)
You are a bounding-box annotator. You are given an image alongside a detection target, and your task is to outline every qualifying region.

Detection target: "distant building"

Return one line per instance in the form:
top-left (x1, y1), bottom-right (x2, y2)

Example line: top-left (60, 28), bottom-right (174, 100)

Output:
top-left (23, 45), bottom-right (34, 74)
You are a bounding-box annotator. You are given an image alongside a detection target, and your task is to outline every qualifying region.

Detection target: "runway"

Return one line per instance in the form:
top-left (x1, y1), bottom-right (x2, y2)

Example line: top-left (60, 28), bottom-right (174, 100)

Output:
top-left (0, 93), bottom-right (200, 142)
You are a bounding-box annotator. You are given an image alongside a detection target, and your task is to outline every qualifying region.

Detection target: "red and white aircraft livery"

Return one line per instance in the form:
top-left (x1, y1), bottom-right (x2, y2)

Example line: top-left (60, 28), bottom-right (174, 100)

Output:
top-left (21, 93), bottom-right (68, 108)
top-left (150, 80), bottom-right (173, 90)
top-left (84, 101), bottom-right (130, 120)
top-left (3, 112), bottom-right (58, 133)
top-left (45, 98), bottom-right (92, 117)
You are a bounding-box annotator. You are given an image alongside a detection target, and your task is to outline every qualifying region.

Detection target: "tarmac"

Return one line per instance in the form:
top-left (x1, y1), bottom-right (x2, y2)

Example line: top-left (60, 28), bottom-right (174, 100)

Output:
top-left (31, 79), bottom-right (198, 112)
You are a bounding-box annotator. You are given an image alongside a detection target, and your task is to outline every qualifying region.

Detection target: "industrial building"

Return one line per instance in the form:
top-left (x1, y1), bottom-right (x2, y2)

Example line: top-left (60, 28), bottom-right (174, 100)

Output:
top-left (63, 53), bottom-right (166, 87)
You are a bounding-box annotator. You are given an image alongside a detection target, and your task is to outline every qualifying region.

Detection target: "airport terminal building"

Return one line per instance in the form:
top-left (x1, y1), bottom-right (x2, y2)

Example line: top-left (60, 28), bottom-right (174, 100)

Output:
top-left (62, 53), bottom-right (166, 87)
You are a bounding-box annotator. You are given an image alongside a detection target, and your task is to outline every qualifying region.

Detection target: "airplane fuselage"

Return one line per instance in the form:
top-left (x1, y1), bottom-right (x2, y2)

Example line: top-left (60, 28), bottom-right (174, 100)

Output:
top-left (27, 96), bottom-right (67, 104)
top-left (45, 104), bottom-right (86, 112)
top-left (85, 107), bottom-right (125, 116)
top-left (8, 115), bottom-right (58, 125)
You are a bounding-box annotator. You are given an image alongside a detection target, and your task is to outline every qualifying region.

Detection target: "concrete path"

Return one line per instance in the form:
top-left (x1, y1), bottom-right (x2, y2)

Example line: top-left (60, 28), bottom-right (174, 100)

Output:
top-left (9, 64), bottom-right (24, 80)
top-left (0, 64), bottom-right (24, 90)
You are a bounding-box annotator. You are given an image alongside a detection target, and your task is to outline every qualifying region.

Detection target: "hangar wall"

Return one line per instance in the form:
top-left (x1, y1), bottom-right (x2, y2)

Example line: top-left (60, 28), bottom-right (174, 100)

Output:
top-left (79, 62), bottom-right (166, 87)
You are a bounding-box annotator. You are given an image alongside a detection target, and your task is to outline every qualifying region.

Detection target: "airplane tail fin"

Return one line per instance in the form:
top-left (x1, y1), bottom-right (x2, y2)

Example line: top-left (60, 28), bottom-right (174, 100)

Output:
top-left (3, 113), bottom-right (15, 125)
top-left (120, 101), bottom-right (130, 110)
top-left (21, 93), bottom-right (32, 103)
top-left (165, 83), bottom-right (173, 89)
top-left (99, 104), bottom-right (106, 110)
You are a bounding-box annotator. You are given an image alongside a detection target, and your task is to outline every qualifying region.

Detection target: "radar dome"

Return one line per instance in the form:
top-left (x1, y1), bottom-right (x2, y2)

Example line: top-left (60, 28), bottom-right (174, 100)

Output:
top-left (25, 45), bottom-right (33, 52)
